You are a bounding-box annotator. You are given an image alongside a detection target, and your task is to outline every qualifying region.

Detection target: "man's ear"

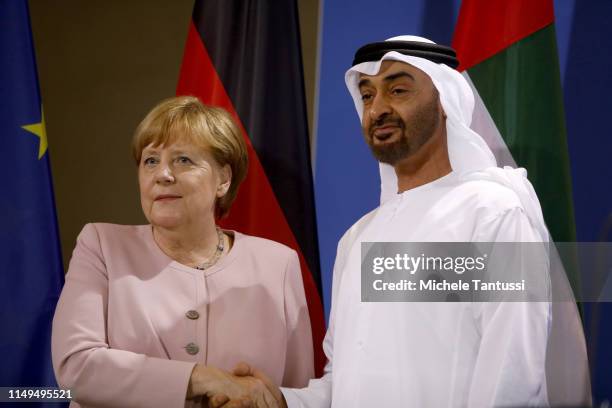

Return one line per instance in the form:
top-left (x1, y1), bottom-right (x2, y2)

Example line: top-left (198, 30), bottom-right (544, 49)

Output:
top-left (217, 164), bottom-right (232, 198)
top-left (438, 99), bottom-right (447, 120)
top-left (434, 88), bottom-right (446, 120)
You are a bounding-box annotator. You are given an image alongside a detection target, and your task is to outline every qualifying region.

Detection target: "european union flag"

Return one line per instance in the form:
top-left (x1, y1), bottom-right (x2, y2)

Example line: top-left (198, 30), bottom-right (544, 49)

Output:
top-left (0, 0), bottom-right (65, 402)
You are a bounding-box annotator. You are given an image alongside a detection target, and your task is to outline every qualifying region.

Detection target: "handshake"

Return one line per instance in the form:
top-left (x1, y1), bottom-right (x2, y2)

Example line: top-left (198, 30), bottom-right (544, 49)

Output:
top-left (187, 362), bottom-right (287, 408)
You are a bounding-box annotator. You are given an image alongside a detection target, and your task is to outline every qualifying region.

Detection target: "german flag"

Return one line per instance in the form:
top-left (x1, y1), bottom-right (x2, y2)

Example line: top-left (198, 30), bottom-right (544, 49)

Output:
top-left (176, 0), bottom-right (326, 376)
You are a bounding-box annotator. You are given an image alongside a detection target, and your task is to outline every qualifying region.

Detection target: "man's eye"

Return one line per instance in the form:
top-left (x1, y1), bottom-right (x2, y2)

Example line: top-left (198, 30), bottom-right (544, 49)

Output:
top-left (361, 93), bottom-right (373, 102)
top-left (391, 88), bottom-right (407, 95)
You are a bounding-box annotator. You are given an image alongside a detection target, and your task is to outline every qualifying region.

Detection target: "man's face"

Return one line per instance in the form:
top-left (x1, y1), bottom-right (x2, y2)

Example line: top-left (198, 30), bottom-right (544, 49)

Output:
top-left (358, 60), bottom-right (444, 165)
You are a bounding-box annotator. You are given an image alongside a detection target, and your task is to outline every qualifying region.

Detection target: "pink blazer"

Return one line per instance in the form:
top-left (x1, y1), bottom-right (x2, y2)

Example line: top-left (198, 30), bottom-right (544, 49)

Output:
top-left (52, 223), bottom-right (314, 407)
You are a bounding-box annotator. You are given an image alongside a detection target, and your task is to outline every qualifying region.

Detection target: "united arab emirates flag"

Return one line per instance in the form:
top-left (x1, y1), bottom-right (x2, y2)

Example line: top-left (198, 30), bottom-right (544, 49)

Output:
top-left (452, 5), bottom-right (592, 404)
top-left (176, 0), bottom-right (326, 375)
top-left (452, 0), bottom-right (577, 251)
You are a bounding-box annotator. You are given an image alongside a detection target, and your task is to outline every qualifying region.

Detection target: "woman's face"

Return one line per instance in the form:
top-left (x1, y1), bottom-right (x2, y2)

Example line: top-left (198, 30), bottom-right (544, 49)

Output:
top-left (138, 139), bottom-right (230, 230)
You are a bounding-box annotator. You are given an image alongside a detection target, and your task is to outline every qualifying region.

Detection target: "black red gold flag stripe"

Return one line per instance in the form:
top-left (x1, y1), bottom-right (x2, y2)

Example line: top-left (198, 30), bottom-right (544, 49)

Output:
top-left (176, 0), bottom-right (326, 376)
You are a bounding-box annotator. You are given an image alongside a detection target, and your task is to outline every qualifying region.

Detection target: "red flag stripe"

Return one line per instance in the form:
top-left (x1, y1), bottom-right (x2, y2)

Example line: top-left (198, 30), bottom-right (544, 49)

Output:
top-left (176, 21), bottom-right (327, 376)
top-left (452, 0), bottom-right (554, 72)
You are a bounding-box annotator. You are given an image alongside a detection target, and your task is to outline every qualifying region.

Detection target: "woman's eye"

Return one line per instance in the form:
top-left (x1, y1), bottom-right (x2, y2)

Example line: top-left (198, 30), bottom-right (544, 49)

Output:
top-left (143, 157), bottom-right (158, 166)
top-left (177, 156), bottom-right (193, 164)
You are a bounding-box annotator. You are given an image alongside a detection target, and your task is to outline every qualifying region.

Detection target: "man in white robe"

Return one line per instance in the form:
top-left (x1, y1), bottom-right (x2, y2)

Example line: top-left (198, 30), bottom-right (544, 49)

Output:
top-left (214, 35), bottom-right (590, 408)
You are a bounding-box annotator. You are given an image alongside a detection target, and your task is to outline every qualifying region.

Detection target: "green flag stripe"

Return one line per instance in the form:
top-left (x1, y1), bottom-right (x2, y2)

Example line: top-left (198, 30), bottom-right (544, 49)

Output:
top-left (467, 24), bottom-right (576, 244)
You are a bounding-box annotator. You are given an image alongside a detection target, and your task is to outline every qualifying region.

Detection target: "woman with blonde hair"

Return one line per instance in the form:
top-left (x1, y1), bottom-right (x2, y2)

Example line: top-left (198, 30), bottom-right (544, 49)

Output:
top-left (52, 96), bottom-right (314, 407)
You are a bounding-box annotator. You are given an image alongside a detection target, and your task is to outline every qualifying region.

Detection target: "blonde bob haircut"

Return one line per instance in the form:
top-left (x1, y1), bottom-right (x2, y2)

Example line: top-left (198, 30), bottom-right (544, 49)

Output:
top-left (132, 96), bottom-right (248, 219)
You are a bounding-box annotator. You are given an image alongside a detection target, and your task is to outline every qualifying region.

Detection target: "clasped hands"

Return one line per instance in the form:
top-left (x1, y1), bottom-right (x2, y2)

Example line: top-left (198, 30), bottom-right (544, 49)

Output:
top-left (187, 362), bottom-right (287, 408)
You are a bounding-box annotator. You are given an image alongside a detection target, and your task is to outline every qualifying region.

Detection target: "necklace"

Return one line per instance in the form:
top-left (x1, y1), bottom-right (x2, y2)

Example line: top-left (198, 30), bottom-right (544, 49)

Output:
top-left (194, 227), bottom-right (224, 270)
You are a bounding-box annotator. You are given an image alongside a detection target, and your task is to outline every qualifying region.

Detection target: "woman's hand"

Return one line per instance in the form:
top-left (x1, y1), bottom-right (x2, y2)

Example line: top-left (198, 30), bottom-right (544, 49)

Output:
top-left (232, 362), bottom-right (287, 408)
top-left (187, 364), bottom-right (279, 407)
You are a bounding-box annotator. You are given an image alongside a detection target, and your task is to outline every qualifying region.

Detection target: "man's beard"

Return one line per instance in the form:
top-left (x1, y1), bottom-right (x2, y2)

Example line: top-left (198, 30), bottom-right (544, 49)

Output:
top-left (365, 94), bottom-right (441, 165)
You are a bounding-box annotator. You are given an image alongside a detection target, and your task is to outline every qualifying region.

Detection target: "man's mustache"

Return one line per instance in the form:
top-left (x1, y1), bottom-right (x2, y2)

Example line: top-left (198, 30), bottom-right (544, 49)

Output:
top-left (369, 117), bottom-right (404, 136)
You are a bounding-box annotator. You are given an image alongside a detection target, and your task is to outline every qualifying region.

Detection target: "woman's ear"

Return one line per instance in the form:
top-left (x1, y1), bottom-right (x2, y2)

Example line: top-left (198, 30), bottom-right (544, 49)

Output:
top-left (217, 164), bottom-right (232, 198)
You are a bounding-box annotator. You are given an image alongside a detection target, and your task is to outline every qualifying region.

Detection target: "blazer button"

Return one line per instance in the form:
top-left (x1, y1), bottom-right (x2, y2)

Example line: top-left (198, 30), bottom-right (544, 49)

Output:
top-left (185, 310), bottom-right (200, 320)
top-left (185, 343), bottom-right (199, 355)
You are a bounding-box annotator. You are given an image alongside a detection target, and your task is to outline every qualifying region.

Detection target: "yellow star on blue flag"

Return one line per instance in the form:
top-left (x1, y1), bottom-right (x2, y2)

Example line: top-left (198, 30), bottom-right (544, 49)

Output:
top-left (21, 106), bottom-right (47, 159)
